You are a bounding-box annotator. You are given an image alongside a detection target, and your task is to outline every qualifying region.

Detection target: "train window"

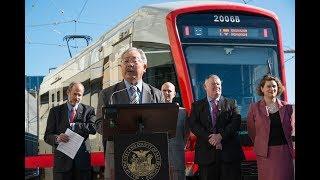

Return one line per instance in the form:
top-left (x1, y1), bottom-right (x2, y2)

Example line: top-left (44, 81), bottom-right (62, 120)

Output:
top-left (91, 48), bottom-right (100, 64)
top-left (51, 93), bottom-right (55, 107)
top-left (184, 45), bottom-right (279, 118)
top-left (40, 92), bottom-right (49, 105)
top-left (103, 56), bottom-right (109, 65)
top-left (63, 87), bottom-right (68, 101)
top-left (136, 43), bottom-right (182, 106)
top-left (82, 80), bottom-right (90, 95)
top-left (57, 91), bottom-right (60, 102)
top-left (91, 77), bottom-right (102, 94)
top-left (134, 42), bottom-right (169, 51)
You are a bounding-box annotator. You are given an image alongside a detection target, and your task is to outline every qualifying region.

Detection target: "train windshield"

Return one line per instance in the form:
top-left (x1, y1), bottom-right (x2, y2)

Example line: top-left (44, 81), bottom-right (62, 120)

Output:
top-left (184, 45), bottom-right (279, 119)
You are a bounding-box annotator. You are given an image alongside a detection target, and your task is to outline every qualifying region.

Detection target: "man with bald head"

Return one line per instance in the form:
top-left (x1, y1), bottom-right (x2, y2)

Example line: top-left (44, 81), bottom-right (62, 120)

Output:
top-left (161, 82), bottom-right (187, 180)
top-left (188, 75), bottom-right (244, 180)
top-left (161, 82), bottom-right (176, 103)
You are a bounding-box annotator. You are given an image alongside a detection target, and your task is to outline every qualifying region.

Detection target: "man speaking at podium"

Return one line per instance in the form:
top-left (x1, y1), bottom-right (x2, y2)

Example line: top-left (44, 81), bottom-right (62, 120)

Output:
top-left (95, 47), bottom-right (165, 179)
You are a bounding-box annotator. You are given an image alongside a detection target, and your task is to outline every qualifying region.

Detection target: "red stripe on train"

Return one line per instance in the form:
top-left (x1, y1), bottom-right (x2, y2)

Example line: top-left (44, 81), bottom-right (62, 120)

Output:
top-left (25, 152), bottom-right (105, 168)
top-left (25, 148), bottom-right (256, 168)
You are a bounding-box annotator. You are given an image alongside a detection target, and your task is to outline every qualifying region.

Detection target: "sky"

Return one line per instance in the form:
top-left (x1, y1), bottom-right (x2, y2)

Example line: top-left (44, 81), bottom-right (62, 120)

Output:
top-left (25, 0), bottom-right (295, 103)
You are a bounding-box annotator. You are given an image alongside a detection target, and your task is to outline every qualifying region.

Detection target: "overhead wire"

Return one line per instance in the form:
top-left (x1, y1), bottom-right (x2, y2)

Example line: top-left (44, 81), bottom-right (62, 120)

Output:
top-left (77, 21), bottom-right (108, 26)
top-left (26, 0), bottom-right (38, 18)
top-left (284, 45), bottom-right (295, 52)
top-left (73, 0), bottom-right (89, 52)
top-left (25, 42), bottom-right (84, 49)
top-left (26, 20), bottom-right (108, 28)
top-left (284, 44), bottom-right (295, 63)
top-left (49, 0), bottom-right (69, 21)
top-left (25, 42), bottom-right (66, 47)
top-left (76, 0), bottom-right (89, 21)
top-left (285, 56), bottom-right (295, 63)
top-left (241, 0), bottom-right (253, 4)
top-left (26, 1), bottom-right (95, 74)
top-left (26, 20), bottom-right (75, 28)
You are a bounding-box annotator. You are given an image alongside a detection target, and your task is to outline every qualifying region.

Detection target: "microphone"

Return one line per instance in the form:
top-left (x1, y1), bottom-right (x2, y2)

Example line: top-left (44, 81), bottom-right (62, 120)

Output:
top-left (109, 87), bottom-right (128, 104)
top-left (106, 87), bottom-right (128, 129)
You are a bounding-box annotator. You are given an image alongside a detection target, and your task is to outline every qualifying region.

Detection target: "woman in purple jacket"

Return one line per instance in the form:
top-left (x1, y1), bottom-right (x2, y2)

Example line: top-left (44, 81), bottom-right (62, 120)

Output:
top-left (247, 74), bottom-right (294, 180)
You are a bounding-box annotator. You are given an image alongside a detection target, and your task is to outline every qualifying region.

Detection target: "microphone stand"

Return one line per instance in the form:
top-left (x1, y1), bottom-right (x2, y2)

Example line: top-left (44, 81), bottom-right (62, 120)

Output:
top-left (107, 88), bottom-right (128, 128)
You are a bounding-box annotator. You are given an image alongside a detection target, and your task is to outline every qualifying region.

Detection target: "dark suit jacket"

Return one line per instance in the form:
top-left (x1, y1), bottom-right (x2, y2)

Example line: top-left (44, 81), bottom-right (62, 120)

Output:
top-left (247, 98), bottom-right (294, 158)
top-left (188, 96), bottom-right (244, 165)
top-left (95, 80), bottom-right (165, 134)
top-left (168, 107), bottom-right (188, 172)
top-left (44, 103), bottom-right (96, 172)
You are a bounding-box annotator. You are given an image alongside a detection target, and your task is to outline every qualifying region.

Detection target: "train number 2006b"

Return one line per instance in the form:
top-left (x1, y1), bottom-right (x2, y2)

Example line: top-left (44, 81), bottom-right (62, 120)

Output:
top-left (214, 15), bottom-right (240, 23)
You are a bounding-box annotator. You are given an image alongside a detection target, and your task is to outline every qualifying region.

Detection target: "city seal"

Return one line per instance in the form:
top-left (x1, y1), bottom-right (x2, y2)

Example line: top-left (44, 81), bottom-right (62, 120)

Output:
top-left (122, 141), bottom-right (161, 180)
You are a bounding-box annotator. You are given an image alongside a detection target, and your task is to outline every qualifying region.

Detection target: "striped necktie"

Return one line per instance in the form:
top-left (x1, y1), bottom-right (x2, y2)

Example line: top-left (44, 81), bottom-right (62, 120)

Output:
top-left (130, 86), bottom-right (139, 104)
top-left (70, 107), bottom-right (76, 123)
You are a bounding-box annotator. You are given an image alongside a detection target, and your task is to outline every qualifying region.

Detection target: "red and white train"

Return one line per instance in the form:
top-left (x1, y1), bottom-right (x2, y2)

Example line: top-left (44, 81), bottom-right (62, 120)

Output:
top-left (26, 1), bottom-right (287, 179)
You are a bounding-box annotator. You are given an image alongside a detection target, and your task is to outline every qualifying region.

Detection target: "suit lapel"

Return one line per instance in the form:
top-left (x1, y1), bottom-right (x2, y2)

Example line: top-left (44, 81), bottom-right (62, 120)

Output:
top-left (114, 81), bottom-right (130, 104)
top-left (217, 96), bottom-right (224, 118)
top-left (75, 103), bottom-right (84, 122)
top-left (112, 81), bottom-right (154, 104)
top-left (200, 98), bottom-right (213, 129)
top-left (216, 96), bottom-right (229, 127)
top-left (258, 100), bottom-right (271, 130)
top-left (142, 82), bottom-right (153, 103)
top-left (61, 103), bottom-right (70, 127)
top-left (276, 99), bottom-right (285, 124)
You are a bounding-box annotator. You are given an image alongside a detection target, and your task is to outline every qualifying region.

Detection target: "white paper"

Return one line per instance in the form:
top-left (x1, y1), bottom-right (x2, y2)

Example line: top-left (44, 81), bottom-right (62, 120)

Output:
top-left (56, 128), bottom-right (84, 159)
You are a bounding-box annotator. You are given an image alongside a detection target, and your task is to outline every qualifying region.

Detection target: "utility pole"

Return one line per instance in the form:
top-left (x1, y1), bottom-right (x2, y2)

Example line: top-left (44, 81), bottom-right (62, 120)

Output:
top-left (36, 89), bottom-right (39, 139)
top-left (35, 88), bottom-right (40, 156)
top-left (27, 90), bottom-right (29, 133)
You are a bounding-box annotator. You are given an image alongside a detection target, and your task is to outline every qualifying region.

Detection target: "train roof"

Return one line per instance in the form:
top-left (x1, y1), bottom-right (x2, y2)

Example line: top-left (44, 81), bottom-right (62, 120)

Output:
top-left (40, 1), bottom-right (277, 94)
top-left (147, 0), bottom-right (246, 9)
top-left (144, 1), bottom-right (276, 17)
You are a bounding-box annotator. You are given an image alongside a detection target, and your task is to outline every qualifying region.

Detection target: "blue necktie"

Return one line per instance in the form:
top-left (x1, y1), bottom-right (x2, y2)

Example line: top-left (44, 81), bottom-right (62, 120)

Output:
top-left (130, 86), bottom-right (139, 104)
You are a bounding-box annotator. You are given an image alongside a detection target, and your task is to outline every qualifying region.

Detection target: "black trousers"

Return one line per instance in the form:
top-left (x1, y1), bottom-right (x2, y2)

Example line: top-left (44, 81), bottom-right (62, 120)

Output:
top-left (199, 160), bottom-right (241, 180)
top-left (53, 169), bottom-right (91, 180)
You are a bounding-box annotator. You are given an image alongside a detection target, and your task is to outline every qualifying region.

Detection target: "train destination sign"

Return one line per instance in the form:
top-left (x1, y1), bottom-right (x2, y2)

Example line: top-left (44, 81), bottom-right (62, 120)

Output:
top-left (182, 26), bottom-right (274, 40)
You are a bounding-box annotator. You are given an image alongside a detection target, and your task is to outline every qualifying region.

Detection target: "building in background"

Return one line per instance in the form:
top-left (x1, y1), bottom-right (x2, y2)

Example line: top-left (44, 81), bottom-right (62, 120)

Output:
top-left (25, 75), bottom-right (42, 135)
top-left (25, 76), bottom-right (41, 178)
top-left (25, 90), bottom-right (38, 135)
top-left (25, 89), bottom-right (40, 178)
top-left (25, 75), bottom-right (44, 92)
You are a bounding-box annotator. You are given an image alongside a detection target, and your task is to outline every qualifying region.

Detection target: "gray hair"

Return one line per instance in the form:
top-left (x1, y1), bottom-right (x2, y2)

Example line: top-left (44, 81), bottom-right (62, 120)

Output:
top-left (121, 47), bottom-right (147, 64)
top-left (67, 81), bottom-right (84, 93)
top-left (204, 74), bottom-right (222, 85)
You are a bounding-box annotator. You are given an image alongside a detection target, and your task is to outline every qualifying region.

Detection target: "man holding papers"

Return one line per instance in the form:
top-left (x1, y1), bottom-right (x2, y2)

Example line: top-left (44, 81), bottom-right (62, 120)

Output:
top-left (44, 82), bottom-right (96, 180)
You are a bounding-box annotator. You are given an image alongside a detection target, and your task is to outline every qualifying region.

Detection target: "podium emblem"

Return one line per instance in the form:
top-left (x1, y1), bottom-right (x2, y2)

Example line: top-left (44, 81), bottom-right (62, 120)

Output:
top-left (122, 141), bottom-right (161, 179)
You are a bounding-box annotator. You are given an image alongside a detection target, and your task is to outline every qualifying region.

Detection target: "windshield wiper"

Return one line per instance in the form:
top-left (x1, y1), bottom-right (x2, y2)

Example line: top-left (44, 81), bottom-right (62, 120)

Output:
top-left (267, 58), bottom-right (272, 75)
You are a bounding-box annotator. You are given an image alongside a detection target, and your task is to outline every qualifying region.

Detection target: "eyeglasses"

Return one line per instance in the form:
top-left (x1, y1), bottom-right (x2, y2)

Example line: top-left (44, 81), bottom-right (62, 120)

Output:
top-left (121, 56), bottom-right (143, 64)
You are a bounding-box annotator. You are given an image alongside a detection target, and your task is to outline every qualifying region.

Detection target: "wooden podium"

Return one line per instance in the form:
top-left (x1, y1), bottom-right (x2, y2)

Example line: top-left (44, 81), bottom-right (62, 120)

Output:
top-left (102, 103), bottom-right (179, 180)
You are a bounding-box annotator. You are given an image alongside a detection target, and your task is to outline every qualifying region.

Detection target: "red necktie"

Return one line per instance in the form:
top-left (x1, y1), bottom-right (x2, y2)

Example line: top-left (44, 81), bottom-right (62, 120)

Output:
top-left (70, 108), bottom-right (76, 123)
